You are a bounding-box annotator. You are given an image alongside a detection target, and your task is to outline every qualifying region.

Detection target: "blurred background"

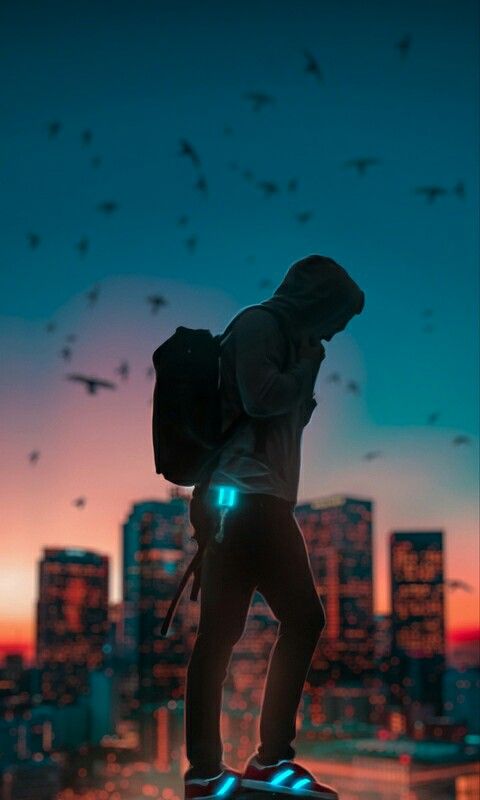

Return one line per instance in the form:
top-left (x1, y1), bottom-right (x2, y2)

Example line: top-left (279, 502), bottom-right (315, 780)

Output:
top-left (0, 1), bottom-right (478, 798)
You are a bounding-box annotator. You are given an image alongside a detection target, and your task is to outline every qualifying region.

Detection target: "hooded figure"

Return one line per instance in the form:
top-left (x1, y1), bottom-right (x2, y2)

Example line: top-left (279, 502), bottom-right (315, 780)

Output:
top-left (208, 253), bottom-right (366, 504)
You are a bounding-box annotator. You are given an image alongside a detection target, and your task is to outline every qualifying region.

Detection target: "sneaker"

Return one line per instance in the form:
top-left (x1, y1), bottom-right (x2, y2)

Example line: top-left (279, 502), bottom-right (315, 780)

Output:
top-left (185, 767), bottom-right (243, 800)
top-left (240, 755), bottom-right (338, 799)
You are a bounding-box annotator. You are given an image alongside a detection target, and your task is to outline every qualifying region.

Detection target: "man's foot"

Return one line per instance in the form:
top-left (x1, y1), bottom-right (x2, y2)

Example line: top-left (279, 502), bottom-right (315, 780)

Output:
top-left (240, 755), bottom-right (338, 799)
top-left (184, 766), bottom-right (242, 800)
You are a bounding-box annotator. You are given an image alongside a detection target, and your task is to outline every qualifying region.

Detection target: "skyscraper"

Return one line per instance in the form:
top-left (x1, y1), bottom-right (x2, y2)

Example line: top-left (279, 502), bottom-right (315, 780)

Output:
top-left (36, 548), bottom-right (109, 704)
top-left (295, 495), bottom-right (374, 683)
top-left (390, 531), bottom-right (446, 717)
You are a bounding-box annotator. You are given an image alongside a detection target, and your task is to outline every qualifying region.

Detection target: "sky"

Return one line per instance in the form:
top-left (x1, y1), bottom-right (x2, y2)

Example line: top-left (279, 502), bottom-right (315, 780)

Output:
top-left (0, 0), bottom-right (478, 660)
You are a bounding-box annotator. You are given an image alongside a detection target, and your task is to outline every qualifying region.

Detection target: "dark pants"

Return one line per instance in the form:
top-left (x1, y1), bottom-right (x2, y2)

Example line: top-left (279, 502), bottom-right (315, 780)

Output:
top-left (184, 488), bottom-right (326, 779)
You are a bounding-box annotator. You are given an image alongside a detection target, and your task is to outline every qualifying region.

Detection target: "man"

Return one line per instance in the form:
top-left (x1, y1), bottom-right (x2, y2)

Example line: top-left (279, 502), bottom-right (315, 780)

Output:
top-left (184, 254), bottom-right (365, 800)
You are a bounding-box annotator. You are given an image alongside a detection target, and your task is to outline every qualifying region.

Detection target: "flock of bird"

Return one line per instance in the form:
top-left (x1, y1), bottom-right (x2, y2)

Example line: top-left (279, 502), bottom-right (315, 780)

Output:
top-left (21, 34), bottom-right (472, 570)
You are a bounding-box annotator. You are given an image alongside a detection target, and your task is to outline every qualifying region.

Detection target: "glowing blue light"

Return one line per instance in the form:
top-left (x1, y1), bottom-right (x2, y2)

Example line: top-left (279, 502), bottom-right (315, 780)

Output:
top-left (270, 768), bottom-right (294, 786)
top-left (217, 486), bottom-right (237, 508)
top-left (216, 775), bottom-right (236, 796)
top-left (292, 778), bottom-right (311, 791)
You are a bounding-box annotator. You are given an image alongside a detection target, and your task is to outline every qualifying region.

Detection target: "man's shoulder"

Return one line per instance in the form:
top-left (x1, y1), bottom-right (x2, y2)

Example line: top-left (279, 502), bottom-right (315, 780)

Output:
top-left (234, 307), bottom-right (281, 334)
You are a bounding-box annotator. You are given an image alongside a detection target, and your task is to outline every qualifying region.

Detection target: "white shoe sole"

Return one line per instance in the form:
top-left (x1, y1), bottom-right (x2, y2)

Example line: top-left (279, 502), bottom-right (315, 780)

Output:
top-left (240, 780), bottom-right (338, 799)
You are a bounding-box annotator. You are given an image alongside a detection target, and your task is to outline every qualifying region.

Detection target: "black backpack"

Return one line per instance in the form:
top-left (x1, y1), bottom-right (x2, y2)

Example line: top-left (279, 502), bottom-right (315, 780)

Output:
top-left (151, 304), bottom-right (292, 636)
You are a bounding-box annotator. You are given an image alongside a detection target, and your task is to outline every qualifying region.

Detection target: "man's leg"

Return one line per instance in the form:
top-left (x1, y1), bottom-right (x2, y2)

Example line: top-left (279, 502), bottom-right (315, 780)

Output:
top-left (184, 501), bottom-right (258, 779)
top-left (255, 501), bottom-right (326, 765)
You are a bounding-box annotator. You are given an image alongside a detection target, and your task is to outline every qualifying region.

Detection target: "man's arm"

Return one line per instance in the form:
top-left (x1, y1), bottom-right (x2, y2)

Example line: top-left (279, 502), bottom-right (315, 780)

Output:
top-left (234, 309), bottom-right (318, 418)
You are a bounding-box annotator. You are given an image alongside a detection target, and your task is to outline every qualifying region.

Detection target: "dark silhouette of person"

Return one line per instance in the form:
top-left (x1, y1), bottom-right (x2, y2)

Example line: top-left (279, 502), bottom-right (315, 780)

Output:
top-left (184, 254), bottom-right (365, 800)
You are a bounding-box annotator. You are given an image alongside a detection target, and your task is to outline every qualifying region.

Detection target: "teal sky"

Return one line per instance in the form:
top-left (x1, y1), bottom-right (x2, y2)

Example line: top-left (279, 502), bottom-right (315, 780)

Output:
top-left (0, 0), bottom-right (478, 639)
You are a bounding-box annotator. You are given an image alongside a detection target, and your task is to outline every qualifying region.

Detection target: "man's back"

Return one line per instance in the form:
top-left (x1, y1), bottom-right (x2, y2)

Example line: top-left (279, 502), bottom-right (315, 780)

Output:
top-left (209, 307), bottom-right (319, 504)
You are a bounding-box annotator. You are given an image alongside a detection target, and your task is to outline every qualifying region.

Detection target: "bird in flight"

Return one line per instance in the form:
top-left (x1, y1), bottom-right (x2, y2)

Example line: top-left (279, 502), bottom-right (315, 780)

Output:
top-left (179, 138), bottom-right (201, 168)
top-left (452, 180), bottom-right (466, 199)
top-left (422, 323), bottom-right (434, 333)
top-left (257, 180), bottom-right (279, 197)
top-left (325, 372), bottom-right (341, 384)
top-left (452, 435), bottom-right (471, 446)
top-left (146, 294), bottom-right (168, 314)
top-left (427, 411), bottom-right (440, 424)
top-left (27, 232), bottom-right (41, 249)
top-left (185, 234), bottom-right (197, 252)
top-left (97, 201), bottom-right (118, 214)
top-left (243, 91), bottom-right (275, 112)
top-left (363, 450), bottom-right (383, 461)
top-left (242, 168), bottom-right (254, 183)
top-left (81, 129), bottom-right (93, 146)
top-left (295, 211), bottom-right (313, 224)
top-left (194, 174), bottom-right (208, 195)
top-left (28, 450), bottom-right (40, 465)
top-left (91, 155), bottom-right (102, 168)
top-left (47, 120), bottom-right (61, 138)
top-left (146, 365), bottom-right (155, 380)
top-left (303, 49), bottom-right (323, 83)
top-left (72, 496), bottom-right (87, 509)
top-left (60, 346), bottom-right (73, 362)
top-left (413, 186), bottom-right (447, 204)
top-left (421, 308), bottom-right (434, 318)
top-left (75, 237), bottom-right (89, 257)
top-left (65, 334), bottom-right (76, 343)
top-left (444, 579), bottom-right (473, 592)
top-left (66, 373), bottom-right (117, 395)
top-left (287, 178), bottom-right (299, 192)
top-left (177, 214), bottom-right (189, 227)
top-left (258, 277), bottom-right (273, 289)
top-left (343, 157), bottom-right (381, 176)
top-left (115, 360), bottom-right (130, 381)
top-left (395, 34), bottom-right (412, 60)
top-left (346, 380), bottom-right (360, 395)
top-left (223, 124), bottom-right (233, 136)
top-left (86, 286), bottom-right (100, 306)
top-left (45, 321), bottom-right (56, 333)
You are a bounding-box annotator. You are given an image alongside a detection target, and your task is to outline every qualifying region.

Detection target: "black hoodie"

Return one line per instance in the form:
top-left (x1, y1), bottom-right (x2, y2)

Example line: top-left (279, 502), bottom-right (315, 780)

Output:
top-left (209, 254), bottom-right (365, 503)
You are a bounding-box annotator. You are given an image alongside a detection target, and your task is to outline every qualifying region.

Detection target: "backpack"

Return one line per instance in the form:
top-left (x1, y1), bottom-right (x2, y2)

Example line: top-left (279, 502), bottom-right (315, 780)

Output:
top-left (151, 304), bottom-right (293, 636)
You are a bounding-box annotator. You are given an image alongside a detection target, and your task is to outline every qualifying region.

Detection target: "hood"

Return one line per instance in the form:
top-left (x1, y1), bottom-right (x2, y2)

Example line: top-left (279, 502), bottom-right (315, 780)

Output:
top-left (257, 254), bottom-right (365, 343)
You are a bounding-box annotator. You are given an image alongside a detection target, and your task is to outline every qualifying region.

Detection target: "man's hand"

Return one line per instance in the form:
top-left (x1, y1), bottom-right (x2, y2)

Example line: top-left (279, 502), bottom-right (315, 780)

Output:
top-left (299, 331), bottom-right (326, 362)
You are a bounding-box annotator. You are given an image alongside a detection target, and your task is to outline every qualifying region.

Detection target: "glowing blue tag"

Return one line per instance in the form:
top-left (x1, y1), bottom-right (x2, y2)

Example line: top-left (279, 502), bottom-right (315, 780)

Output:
top-left (216, 486), bottom-right (238, 508)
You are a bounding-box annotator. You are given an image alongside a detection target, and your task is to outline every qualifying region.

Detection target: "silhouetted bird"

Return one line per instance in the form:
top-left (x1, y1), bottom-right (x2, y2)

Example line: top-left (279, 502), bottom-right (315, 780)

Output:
top-left (303, 49), bottom-right (323, 83)
top-left (65, 334), bottom-right (76, 343)
top-left (287, 178), bottom-right (298, 192)
top-left (414, 186), bottom-right (447, 204)
top-left (72, 496), bottom-right (86, 509)
top-left (179, 138), bottom-right (200, 168)
top-left (60, 346), bottom-right (72, 361)
top-left (185, 234), bottom-right (197, 252)
top-left (29, 450), bottom-right (40, 465)
top-left (395, 34), bottom-right (412, 59)
top-left (75, 237), bottom-right (89, 257)
top-left (445, 579), bottom-right (473, 592)
top-left (97, 201), bottom-right (118, 214)
top-left (86, 286), bottom-right (100, 306)
top-left (81, 129), bottom-right (92, 146)
top-left (452, 180), bottom-right (466, 199)
top-left (146, 365), bottom-right (155, 380)
top-left (343, 157), bottom-right (381, 176)
top-left (91, 155), bottom-right (102, 168)
top-left (194, 174), bottom-right (208, 195)
top-left (258, 278), bottom-right (273, 289)
top-left (346, 380), bottom-right (360, 395)
top-left (27, 232), bottom-right (41, 249)
top-left (295, 211), bottom-right (313, 224)
top-left (421, 308), bottom-right (434, 318)
top-left (146, 294), bottom-right (168, 314)
top-left (177, 214), bottom-right (189, 226)
top-left (45, 321), bottom-right (56, 333)
top-left (243, 91), bottom-right (275, 112)
top-left (363, 450), bottom-right (383, 461)
top-left (242, 169), bottom-right (254, 182)
top-left (427, 411), bottom-right (440, 424)
top-left (257, 181), bottom-right (279, 197)
top-left (66, 373), bottom-right (117, 395)
top-left (325, 372), bottom-right (341, 383)
top-left (223, 125), bottom-right (233, 136)
top-left (115, 360), bottom-right (130, 381)
top-left (422, 324), bottom-right (434, 333)
top-left (47, 121), bottom-right (61, 138)
top-left (452, 435), bottom-right (471, 446)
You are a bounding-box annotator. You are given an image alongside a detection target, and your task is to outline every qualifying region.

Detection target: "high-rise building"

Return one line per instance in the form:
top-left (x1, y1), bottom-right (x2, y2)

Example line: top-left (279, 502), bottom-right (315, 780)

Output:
top-left (390, 531), bottom-right (446, 716)
top-left (122, 496), bottom-right (192, 750)
top-left (294, 495), bottom-right (375, 683)
top-left (36, 548), bottom-right (109, 704)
